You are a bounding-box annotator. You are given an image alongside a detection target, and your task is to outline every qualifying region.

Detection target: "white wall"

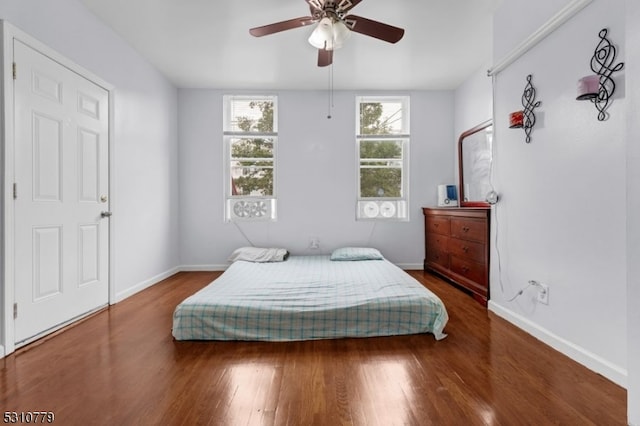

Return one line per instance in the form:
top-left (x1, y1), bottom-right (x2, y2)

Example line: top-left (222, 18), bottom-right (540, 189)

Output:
top-left (453, 62), bottom-right (494, 191)
top-left (488, 0), bottom-right (627, 386)
top-left (454, 63), bottom-right (493, 138)
top-left (178, 90), bottom-right (455, 269)
top-left (626, 0), bottom-right (639, 422)
top-left (0, 0), bottom-right (180, 335)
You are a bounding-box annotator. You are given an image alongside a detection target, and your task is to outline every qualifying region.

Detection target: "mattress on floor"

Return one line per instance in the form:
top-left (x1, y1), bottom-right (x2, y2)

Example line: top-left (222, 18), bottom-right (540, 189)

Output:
top-left (172, 255), bottom-right (448, 341)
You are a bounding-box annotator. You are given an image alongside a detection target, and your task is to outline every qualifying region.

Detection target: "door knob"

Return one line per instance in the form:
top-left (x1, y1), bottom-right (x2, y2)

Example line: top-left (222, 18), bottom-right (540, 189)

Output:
top-left (101, 211), bottom-right (113, 218)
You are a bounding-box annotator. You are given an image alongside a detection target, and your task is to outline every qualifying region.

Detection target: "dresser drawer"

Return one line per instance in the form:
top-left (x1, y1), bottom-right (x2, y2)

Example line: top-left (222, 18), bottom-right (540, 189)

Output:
top-left (426, 248), bottom-right (449, 269)
top-left (427, 234), bottom-right (449, 269)
top-left (426, 216), bottom-right (450, 236)
top-left (448, 238), bottom-right (485, 264)
top-left (426, 234), bottom-right (449, 250)
top-left (450, 218), bottom-right (487, 243)
top-left (450, 256), bottom-right (488, 287)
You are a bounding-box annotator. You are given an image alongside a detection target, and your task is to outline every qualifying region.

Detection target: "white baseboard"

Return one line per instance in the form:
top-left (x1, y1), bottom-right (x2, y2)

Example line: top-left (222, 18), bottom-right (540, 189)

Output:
top-left (179, 263), bottom-right (422, 271)
top-left (178, 263), bottom-right (423, 271)
top-left (179, 264), bottom-right (228, 272)
top-left (114, 266), bottom-right (181, 303)
top-left (396, 263), bottom-right (424, 270)
top-left (115, 264), bottom-right (228, 303)
top-left (488, 301), bottom-right (627, 388)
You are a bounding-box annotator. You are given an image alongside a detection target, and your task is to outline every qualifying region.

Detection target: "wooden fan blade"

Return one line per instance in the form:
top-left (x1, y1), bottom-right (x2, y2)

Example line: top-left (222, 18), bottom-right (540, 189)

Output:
top-left (318, 48), bottom-right (333, 67)
top-left (306, 0), bottom-right (324, 13)
top-left (249, 16), bottom-right (315, 37)
top-left (344, 14), bottom-right (405, 43)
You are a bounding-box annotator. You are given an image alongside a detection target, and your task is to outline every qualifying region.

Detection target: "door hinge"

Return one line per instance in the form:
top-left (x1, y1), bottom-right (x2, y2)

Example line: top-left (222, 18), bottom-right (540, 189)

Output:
top-left (13, 303), bottom-right (18, 319)
top-left (12, 62), bottom-right (16, 80)
top-left (13, 183), bottom-right (17, 199)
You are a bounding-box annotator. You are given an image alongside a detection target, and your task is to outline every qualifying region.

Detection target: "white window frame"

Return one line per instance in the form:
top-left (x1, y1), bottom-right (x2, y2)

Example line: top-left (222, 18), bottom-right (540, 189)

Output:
top-left (355, 96), bottom-right (410, 221)
top-left (223, 95), bottom-right (278, 222)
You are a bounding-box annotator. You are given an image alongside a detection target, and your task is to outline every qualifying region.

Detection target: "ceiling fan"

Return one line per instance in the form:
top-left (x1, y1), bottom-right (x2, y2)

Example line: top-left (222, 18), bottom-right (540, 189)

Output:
top-left (249, 0), bottom-right (405, 67)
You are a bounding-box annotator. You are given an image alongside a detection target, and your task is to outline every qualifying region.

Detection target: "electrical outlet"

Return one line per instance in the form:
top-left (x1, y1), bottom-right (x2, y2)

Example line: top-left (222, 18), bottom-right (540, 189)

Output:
top-left (537, 283), bottom-right (549, 305)
top-left (309, 237), bottom-right (320, 249)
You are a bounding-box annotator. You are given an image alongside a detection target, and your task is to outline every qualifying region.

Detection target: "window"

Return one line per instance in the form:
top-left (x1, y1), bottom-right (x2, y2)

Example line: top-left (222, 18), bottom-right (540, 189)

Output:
top-left (356, 96), bottom-right (410, 220)
top-left (224, 95), bottom-right (277, 221)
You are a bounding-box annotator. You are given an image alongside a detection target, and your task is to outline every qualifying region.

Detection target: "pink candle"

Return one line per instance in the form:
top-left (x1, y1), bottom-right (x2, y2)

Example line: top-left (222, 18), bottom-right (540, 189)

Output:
top-left (509, 110), bottom-right (524, 128)
top-left (577, 75), bottom-right (600, 100)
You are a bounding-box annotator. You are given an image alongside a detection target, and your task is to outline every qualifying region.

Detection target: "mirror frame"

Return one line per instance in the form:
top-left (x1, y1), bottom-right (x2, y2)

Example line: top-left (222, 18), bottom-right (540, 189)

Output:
top-left (458, 119), bottom-right (493, 207)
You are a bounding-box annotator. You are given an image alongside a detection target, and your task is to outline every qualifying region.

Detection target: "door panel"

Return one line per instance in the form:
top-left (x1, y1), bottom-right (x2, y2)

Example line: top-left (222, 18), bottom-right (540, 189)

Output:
top-left (79, 224), bottom-right (100, 286)
top-left (13, 39), bottom-right (110, 345)
top-left (79, 128), bottom-right (100, 202)
top-left (33, 113), bottom-right (63, 201)
top-left (32, 226), bottom-right (63, 300)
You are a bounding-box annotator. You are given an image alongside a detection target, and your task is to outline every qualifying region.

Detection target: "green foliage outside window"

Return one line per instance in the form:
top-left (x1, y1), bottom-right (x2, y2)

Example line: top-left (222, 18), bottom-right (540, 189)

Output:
top-left (359, 102), bottom-right (404, 198)
top-left (230, 101), bottom-right (274, 196)
top-left (360, 141), bottom-right (402, 198)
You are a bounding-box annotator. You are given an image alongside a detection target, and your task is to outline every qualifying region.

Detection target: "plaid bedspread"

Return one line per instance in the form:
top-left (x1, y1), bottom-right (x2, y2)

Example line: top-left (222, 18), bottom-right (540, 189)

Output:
top-left (172, 255), bottom-right (448, 341)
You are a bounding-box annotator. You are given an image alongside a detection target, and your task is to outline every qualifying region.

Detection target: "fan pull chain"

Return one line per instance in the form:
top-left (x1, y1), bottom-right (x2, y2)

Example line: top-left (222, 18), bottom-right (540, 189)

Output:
top-left (327, 61), bottom-right (334, 119)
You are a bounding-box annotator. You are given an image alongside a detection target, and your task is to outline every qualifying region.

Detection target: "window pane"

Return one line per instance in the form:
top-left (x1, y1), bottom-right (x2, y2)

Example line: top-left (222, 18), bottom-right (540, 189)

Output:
top-left (360, 140), bottom-right (402, 159)
top-left (230, 163), bottom-right (273, 196)
top-left (230, 138), bottom-right (274, 158)
top-left (360, 168), bottom-right (402, 198)
top-left (358, 140), bottom-right (404, 198)
top-left (359, 101), bottom-right (404, 135)
top-left (227, 98), bottom-right (275, 132)
top-left (230, 137), bottom-right (274, 196)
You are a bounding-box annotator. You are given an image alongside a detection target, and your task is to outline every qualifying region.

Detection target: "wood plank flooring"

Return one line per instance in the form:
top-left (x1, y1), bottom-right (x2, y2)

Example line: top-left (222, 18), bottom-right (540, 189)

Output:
top-left (0, 270), bottom-right (626, 425)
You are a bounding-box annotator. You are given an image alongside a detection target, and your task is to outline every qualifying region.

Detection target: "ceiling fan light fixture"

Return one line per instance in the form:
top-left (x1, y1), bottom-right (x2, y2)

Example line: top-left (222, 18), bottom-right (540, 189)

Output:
top-left (332, 19), bottom-right (351, 49)
top-left (308, 17), bottom-right (350, 51)
top-left (308, 17), bottom-right (335, 49)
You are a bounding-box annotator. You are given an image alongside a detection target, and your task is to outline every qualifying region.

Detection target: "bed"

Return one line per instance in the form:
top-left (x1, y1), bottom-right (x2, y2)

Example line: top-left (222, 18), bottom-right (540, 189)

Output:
top-left (172, 249), bottom-right (448, 342)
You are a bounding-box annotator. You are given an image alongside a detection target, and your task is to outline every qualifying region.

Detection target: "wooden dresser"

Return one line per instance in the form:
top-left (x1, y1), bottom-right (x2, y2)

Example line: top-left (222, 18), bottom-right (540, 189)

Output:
top-left (423, 207), bottom-right (490, 306)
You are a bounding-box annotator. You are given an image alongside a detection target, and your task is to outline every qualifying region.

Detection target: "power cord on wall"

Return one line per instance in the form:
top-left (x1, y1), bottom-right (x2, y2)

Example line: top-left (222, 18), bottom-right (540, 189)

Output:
top-left (506, 280), bottom-right (546, 302)
top-left (493, 201), bottom-right (532, 303)
top-left (366, 222), bottom-right (377, 247)
top-left (233, 221), bottom-right (255, 247)
top-left (494, 200), bottom-right (505, 294)
top-left (490, 72), bottom-right (508, 298)
top-left (488, 73), bottom-right (529, 304)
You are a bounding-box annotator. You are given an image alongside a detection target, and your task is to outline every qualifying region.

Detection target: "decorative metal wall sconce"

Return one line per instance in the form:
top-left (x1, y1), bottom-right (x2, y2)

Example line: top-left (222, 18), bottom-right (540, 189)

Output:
top-left (576, 28), bottom-right (624, 121)
top-left (509, 74), bottom-right (541, 143)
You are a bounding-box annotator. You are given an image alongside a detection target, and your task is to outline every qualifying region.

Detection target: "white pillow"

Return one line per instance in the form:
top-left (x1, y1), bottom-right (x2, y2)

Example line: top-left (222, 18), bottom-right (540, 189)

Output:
top-left (228, 247), bottom-right (289, 263)
top-left (330, 247), bottom-right (384, 261)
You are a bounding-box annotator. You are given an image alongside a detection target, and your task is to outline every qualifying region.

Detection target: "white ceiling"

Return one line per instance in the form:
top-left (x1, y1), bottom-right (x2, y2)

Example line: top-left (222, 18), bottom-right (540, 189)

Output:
top-left (78, 0), bottom-right (501, 90)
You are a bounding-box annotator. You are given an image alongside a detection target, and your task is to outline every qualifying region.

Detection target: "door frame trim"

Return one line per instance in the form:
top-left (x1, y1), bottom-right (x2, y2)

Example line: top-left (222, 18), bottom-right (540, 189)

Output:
top-left (1, 21), bottom-right (115, 357)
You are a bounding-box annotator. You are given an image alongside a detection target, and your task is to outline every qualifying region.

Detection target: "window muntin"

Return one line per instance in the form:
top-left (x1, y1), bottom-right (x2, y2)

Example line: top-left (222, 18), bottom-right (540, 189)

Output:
top-left (224, 96), bottom-right (277, 221)
top-left (356, 96), bottom-right (409, 220)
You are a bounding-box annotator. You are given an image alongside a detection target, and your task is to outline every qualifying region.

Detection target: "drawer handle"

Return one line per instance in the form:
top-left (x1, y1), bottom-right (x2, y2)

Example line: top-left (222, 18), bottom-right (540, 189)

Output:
top-left (434, 223), bottom-right (439, 228)
top-left (463, 246), bottom-right (469, 253)
top-left (462, 266), bottom-right (470, 273)
top-left (462, 226), bottom-right (470, 232)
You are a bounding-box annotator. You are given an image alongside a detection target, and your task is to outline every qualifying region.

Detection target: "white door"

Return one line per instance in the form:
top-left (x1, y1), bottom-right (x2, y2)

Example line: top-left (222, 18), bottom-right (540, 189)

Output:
top-left (13, 39), bottom-right (110, 345)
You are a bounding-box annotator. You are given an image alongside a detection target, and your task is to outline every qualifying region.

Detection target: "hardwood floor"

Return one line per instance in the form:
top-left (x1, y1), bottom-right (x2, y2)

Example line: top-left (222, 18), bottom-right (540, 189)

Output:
top-left (0, 270), bottom-right (626, 425)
